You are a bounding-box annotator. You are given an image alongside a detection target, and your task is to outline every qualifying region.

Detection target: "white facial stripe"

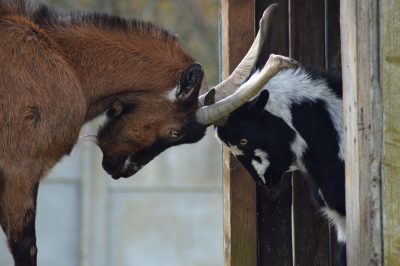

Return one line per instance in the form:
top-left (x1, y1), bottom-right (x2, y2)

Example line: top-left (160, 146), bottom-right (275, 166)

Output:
top-left (229, 145), bottom-right (244, 156)
top-left (251, 149), bottom-right (269, 184)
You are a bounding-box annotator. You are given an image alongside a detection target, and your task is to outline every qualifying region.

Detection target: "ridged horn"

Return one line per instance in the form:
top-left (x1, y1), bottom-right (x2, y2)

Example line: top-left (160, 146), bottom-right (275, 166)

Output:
top-left (196, 54), bottom-right (299, 125)
top-left (198, 3), bottom-right (279, 105)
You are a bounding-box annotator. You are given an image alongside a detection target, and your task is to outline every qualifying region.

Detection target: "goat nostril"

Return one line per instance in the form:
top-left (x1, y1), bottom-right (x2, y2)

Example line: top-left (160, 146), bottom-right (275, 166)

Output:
top-left (102, 155), bottom-right (127, 174)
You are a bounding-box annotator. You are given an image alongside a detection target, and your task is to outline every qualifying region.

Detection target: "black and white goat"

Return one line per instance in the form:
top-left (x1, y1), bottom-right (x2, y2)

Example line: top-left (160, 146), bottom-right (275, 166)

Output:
top-left (215, 67), bottom-right (346, 265)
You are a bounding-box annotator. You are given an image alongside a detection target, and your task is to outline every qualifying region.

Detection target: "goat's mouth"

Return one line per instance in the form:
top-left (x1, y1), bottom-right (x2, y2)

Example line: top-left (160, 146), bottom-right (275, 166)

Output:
top-left (102, 155), bottom-right (143, 179)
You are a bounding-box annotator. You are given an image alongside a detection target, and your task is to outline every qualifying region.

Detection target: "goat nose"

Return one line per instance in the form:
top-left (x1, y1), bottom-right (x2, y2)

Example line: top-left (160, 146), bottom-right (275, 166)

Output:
top-left (102, 155), bottom-right (127, 177)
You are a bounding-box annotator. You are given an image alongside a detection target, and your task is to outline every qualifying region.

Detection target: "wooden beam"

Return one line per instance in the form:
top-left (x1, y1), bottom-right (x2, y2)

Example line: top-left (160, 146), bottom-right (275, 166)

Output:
top-left (340, 0), bottom-right (383, 265)
top-left (288, 0), bottom-right (333, 264)
top-left (221, 1), bottom-right (257, 266)
top-left (380, 0), bottom-right (400, 264)
top-left (254, 1), bottom-right (292, 265)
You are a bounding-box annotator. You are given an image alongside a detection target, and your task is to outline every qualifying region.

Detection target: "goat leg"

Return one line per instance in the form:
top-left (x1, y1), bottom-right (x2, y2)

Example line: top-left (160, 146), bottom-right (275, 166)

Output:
top-left (0, 177), bottom-right (39, 266)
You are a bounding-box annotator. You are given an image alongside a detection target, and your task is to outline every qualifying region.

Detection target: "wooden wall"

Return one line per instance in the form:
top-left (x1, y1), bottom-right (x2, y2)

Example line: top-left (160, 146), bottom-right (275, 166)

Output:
top-left (223, 0), bottom-right (400, 265)
top-left (221, 1), bottom-right (257, 265)
top-left (341, 0), bottom-right (400, 265)
top-left (381, 0), bottom-right (400, 264)
top-left (222, 0), bottom-right (342, 265)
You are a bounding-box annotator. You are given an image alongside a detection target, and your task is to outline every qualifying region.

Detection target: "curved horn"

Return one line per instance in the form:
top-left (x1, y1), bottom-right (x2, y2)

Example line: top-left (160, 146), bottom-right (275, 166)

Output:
top-left (196, 54), bottom-right (299, 125)
top-left (198, 3), bottom-right (279, 105)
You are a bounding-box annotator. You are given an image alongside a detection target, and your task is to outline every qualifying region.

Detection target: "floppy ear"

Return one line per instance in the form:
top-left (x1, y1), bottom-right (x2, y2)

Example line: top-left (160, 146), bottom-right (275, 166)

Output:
top-left (250, 90), bottom-right (269, 113)
top-left (174, 63), bottom-right (204, 103)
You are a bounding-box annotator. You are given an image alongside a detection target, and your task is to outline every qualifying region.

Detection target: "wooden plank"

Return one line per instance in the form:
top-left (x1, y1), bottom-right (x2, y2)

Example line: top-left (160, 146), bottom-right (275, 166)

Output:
top-left (289, 0), bottom-right (332, 264)
top-left (255, 0), bottom-right (289, 68)
top-left (380, 0), bottom-right (400, 264)
top-left (221, 1), bottom-right (257, 266)
top-left (325, 1), bottom-right (341, 264)
top-left (256, 174), bottom-right (292, 266)
top-left (340, 0), bottom-right (383, 265)
top-left (325, 0), bottom-right (341, 73)
top-left (292, 174), bottom-right (332, 265)
top-left (289, 0), bottom-right (325, 69)
top-left (254, 1), bottom-right (292, 265)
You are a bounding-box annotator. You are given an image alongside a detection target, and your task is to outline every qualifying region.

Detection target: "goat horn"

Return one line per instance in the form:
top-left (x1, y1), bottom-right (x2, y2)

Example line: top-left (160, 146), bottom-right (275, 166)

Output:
top-left (196, 54), bottom-right (299, 125)
top-left (198, 3), bottom-right (279, 105)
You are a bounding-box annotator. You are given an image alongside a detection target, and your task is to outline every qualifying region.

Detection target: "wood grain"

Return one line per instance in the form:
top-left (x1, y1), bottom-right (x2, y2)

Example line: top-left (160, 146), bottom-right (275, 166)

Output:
top-left (288, 0), bottom-right (333, 264)
top-left (340, 0), bottom-right (383, 265)
top-left (221, 1), bottom-right (257, 265)
top-left (380, 0), bottom-right (400, 264)
top-left (254, 1), bottom-right (293, 265)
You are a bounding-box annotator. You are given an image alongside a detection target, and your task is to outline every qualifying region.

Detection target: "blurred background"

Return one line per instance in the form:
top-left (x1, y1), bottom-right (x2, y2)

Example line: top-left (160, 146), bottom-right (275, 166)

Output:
top-left (0, 0), bottom-right (223, 265)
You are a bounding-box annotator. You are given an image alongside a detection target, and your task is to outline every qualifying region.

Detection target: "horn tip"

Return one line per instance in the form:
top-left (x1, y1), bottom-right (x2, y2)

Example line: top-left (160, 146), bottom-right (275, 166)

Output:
top-left (259, 3), bottom-right (279, 32)
top-left (204, 88), bottom-right (216, 106)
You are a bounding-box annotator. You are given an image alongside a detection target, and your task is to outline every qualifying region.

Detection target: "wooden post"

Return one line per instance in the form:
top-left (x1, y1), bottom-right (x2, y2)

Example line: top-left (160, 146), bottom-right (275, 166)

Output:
top-left (340, 0), bottom-right (383, 265)
top-left (380, 0), bottom-right (400, 264)
top-left (255, 1), bottom-right (293, 265)
top-left (288, 0), bottom-right (334, 264)
top-left (221, 1), bottom-right (257, 266)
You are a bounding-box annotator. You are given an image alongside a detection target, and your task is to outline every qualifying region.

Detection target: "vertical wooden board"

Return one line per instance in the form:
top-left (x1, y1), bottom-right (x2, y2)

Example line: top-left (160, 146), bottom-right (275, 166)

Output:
top-left (254, 1), bottom-right (293, 265)
top-left (292, 175), bottom-right (331, 265)
top-left (289, 0), bottom-right (325, 68)
top-left (325, 1), bottom-right (341, 264)
top-left (257, 175), bottom-right (292, 266)
top-left (340, 0), bottom-right (383, 265)
top-left (289, 0), bottom-right (333, 264)
top-left (381, 0), bottom-right (400, 264)
top-left (325, 0), bottom-right (341, 73)
top-left (255, 0), bottom-right (289, 68)
top-left (221, 1), bottom-right (257, 266)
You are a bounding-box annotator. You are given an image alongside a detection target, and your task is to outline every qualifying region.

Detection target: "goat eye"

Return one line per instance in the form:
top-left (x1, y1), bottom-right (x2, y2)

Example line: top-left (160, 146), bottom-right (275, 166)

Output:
top-left (240, 138), bottom-right (248, 146)
top-left (169, 129), bottom-right (180, 139)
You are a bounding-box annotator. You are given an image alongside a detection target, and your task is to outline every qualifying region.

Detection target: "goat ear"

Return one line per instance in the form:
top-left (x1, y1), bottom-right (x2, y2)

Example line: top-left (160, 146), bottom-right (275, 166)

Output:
top-left (250, 90), bottom-right (269, 113)
top-left (174, 63), bottom-right (204, 103)
top-left (107, 100), bottom-right (124, 118)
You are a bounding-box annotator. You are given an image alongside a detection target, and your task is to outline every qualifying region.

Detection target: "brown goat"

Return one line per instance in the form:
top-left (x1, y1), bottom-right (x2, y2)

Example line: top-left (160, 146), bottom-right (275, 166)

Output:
top-left (0, 1), bottom-right (205, 265)
top-left (0, 1), bottom-right (298, 265)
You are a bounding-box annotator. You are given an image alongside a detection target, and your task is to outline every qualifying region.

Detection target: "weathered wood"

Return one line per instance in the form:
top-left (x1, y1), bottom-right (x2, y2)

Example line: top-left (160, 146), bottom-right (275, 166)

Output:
top-left (221, 1), bottom-right (257, 266)
top-left (254, 1), bottom-right (292, 265)
top-left (380, 0), bottom-right (400, 264)
top-left (255, 0), bottom-right (289, 69)
top-left (340, 0), bottom-right (383, 265)
top-left (288, 0), bottom-right (333, 264)
top-left (289, 0), bottom-right (325, 69)
top-left (293, 175), bottom-right (332, 265)
top-left (325, 1), bottom-right (341, 264)
top-left (325, 0), bottom-right (341, 73)
top-left (257, 175), bottom-right (292, 266)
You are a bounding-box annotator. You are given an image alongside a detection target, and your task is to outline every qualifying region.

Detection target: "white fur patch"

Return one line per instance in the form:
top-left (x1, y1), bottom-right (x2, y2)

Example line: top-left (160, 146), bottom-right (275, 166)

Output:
top-left (122, 157), bottom-right (131, 172)
top-left (322, 207), bottom-right (346, 242)
top-left (289, 133), bottom-right (308, 173)
top-left (267, 69), bottom-right (343, 160)
top-left (251, 149), bottom-right (269, 184)
top-left (213, 128), bottom-right (244, 156)
top-left (165, 86), bottom-right (178, 102)
top-left (246, 68), bottom-right (344, 162)
top-left (228, 145), bottom-right (244, 156)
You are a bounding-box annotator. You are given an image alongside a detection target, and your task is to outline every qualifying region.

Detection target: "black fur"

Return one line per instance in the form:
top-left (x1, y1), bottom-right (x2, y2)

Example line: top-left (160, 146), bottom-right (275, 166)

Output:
top-left (291, 100), bottom-right (345, 215)
top-left (216, 67), bottom-right (346, 265)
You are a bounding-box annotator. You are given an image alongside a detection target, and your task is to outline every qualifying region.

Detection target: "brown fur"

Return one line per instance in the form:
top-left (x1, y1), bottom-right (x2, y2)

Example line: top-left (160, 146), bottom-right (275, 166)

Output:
top-left (0, 1), bottom-right (205, 265)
